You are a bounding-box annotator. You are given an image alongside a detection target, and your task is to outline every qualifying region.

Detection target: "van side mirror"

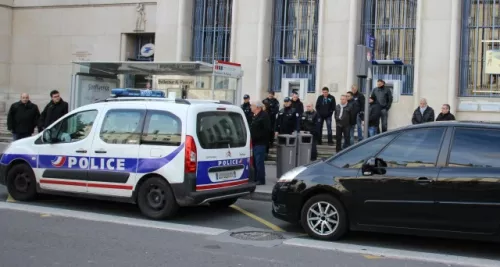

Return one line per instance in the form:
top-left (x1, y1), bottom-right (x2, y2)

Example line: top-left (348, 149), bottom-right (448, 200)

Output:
top-left (42, 129), bottom-right (54, 143)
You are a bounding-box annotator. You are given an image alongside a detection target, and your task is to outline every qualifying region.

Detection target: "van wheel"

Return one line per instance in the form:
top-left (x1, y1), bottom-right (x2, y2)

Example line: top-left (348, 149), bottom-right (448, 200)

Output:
top-left (209, 197), bottom-right (238, 209)
top-left (137, 177), bottom-right (178, 220)
top-left (300, 194), bottom-right (348, 241)
top-left (6, 163), bottom-right (37, 201)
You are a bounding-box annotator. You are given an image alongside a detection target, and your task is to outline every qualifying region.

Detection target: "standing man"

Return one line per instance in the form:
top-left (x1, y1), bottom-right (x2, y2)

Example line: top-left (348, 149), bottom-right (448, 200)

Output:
top-left (275, 97), bottom-right (299, 135)
top-left (334, 95), bottom-right (352, 152)
top-left (39, 90), bottom-right (69, 131)
top-left (262, 91), bottom-right (280, 148)
top-left (365, 96), bottom-right (382, 137)
top-left (350, 85), bottom-right (365, 142)
top-left (301, 103), bottom-right (319, 161)
top-left (7, 93), bottom-right (40, 141)
top-left (346, 91), bottom-right (360, 147)
top-left (290, 91), bottom-right (304, 115)
top-left (371, 79), bottom-right (393, 133)
top-left (411, 98), bottom-right (435, 124)
top-left (250, 102), bottom-right (271, 185)
top-left (436, 104), bottom-right (456, 121)
top-left (315, 87), bottom-right (336, 146)
top-left (241, 94), bottom-right (253, 125)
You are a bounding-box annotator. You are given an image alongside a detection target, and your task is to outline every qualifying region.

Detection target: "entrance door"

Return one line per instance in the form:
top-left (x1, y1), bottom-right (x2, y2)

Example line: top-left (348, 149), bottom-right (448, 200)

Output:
top-left (281, 78), bottom-right (308, 99)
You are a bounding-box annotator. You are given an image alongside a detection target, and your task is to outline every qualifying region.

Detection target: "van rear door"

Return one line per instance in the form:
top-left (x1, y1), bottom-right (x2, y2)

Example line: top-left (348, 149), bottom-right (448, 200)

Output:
top-left (194, 108), bottom-right (250, 191)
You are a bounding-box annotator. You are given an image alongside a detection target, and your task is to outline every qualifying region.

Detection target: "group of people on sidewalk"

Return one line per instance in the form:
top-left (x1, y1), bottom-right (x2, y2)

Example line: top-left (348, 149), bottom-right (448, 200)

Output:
top-left (7, 90), bottom-right (69, 141)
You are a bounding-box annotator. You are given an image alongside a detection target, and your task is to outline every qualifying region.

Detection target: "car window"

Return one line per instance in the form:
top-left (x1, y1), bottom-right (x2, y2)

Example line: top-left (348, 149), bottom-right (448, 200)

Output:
top-left (328, 133), bottom-right (398, 168)
top-left (196, 111), bottom-right (247, 149)
top-left (100, 109), bottom-right (145, 144)
top-left (51, 110), bottom-right (98, 143)
top-left (448, 128), bottom-right (500, 168)
top-left (376, 128), bottom-right (445, 168)
top-left (142, 111), bottom-right (182, 146)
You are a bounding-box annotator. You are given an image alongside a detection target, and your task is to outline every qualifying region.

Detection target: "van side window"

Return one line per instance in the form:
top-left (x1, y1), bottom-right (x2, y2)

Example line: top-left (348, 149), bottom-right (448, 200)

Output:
top-left (100, 109), bottom-right (145, 144)
top-left (142, 111), bottom-right (182, 146)
top-left (50, 110), bottom-right (98, 143)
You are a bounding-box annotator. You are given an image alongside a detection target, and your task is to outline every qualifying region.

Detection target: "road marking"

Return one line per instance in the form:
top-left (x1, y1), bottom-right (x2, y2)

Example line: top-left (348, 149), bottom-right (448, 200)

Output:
top-left (0, 202), bottom-right (227, 236)
top-left (284, 238), bottom-right (500, 267)
top-left (230, 204), bottom-right (285, 232)
top-left (362, 254), bottom-right (383, 259)
top-left (40, 213), bottom-right (51, 217)
top-left (6, 194), bottom-right (16, 203)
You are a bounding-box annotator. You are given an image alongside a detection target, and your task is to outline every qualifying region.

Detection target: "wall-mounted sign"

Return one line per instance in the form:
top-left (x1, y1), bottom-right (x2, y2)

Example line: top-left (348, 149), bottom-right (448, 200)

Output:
top-left (140, 43), bottom-right (155, 57)
top-left (213, 61), bottom-right (243, 78)
top-left (158, 79), bottom-right (195, 86)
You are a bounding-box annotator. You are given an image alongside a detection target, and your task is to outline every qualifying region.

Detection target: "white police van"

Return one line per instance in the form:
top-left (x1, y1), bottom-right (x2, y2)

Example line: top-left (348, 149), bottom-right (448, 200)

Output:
top-left (0, 89), bottom-right (256, 219)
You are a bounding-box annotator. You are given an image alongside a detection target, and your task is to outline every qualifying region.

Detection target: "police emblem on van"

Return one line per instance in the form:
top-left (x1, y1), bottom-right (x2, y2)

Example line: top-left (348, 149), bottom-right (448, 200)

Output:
top-left (226, 150), bottom-right (231, 157)
top-left (51, 156), bottom-right (67, 168)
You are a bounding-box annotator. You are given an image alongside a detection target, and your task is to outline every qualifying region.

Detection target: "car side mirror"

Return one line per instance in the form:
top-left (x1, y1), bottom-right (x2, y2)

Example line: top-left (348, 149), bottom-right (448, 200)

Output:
top-left (362, 157), bottom-right (387, 176)
top-left (42, 129), bottom-right (54, 143)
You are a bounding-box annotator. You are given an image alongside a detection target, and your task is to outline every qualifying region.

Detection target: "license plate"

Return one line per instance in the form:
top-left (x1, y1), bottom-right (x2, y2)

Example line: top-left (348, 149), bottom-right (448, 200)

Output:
top-left (216, 171), bottom-right (236, 180)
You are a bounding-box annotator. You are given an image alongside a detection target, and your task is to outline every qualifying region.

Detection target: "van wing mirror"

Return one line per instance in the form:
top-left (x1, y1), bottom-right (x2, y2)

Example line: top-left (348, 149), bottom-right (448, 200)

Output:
top-left (42, 129), bottom-right (53, 143)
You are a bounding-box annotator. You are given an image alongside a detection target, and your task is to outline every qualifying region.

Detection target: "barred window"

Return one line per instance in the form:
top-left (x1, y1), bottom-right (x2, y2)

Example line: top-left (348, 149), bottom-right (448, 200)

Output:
top-left (460, 0), bottom-right (500, 97)
top-left (360, 0), bottom-right (417, 95)
top-left (269, 0), bottom-right (319, 93)
top-left (192, 0), bottom-right (232, 63)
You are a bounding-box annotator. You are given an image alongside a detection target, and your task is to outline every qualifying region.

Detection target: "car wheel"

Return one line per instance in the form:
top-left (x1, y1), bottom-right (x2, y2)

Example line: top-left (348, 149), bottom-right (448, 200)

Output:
top-left (300, 194), bottom-right (347, 241)
top-left (137, 177), bottom-right (178, 220)
top-left (6, 163), bottom-right (37, 201)
top-left (209, 197), bottom-right (238, 209)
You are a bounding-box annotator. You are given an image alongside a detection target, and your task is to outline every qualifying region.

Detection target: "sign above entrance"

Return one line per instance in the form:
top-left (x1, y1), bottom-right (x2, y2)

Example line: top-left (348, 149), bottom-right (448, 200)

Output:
top-left (140, 43), bottom-right (155, 57)
top-left (157, 79), bottom-right (194, 86)
top-left (213, 61), bottom-right (243, 78)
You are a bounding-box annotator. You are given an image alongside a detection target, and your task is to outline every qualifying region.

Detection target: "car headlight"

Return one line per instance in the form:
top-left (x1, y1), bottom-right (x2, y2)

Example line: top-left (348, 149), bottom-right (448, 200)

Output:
top-left (278, 166), bottom-right (307, 182)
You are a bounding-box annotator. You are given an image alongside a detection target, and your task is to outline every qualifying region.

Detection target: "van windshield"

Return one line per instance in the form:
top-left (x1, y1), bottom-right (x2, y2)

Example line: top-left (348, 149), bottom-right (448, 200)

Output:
top-left (196, 111), bottom-right (247, 149)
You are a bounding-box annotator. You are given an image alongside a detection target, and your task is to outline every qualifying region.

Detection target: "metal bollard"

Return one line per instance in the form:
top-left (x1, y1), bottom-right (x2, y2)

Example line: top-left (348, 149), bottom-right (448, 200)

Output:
top-left (297, 132), bottom-right (313, 166)
top-left (276, 134), bottom-right (297, 179)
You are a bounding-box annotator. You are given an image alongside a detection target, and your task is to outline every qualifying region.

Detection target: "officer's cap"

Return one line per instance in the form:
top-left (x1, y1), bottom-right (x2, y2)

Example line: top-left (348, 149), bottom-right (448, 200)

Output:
top-left (284, 97), bottom-right (291, 102)
top-left (243, 94), bottom-right (250, 99)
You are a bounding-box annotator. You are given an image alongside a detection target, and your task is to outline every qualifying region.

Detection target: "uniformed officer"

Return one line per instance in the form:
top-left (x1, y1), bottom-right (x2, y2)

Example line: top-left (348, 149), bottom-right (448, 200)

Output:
top-left (241, 94), bottom-right (252, 124)
top-left (275, 97), bottom-right (300, 136)
top-left (301, 103), bottom-right (319, 160)
top-left (262, 91), bottom-right (280, 148)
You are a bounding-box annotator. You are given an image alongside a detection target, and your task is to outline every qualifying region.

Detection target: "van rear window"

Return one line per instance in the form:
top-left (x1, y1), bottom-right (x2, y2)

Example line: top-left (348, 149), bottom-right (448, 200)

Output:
top-left (196, 111), bottom-right (247, 149)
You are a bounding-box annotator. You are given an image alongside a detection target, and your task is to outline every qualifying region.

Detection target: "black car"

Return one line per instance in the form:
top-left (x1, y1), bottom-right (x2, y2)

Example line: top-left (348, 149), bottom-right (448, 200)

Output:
top-left (272, 121), bottom-right (500, 242)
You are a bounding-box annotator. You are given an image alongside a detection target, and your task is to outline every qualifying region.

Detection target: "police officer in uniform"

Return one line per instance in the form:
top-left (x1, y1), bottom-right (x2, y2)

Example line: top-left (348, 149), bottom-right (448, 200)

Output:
top-left (262, 91), bottom-right (280, 148)
top-left (241, 94), bottom-right (252, 124)
top-left (301, 103), bottom-right (319, 160)
top-left (275, 97), bottom-right (300, 136)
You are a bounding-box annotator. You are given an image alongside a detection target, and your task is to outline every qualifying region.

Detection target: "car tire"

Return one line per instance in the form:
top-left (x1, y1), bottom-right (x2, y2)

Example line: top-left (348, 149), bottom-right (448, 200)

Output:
top-left (209, 197), bottom-right (238, 209)
top-left (300, 194), bottom-right (348, 241)
top-left (6, 163), bottom-right (37, 201)
top-left (137, 177), bottom-right (178, 220)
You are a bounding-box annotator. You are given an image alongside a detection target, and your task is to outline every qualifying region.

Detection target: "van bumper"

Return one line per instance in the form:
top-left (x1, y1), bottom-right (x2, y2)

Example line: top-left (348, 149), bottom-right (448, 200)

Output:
top-left (171, 173), bottom-right (257, 206)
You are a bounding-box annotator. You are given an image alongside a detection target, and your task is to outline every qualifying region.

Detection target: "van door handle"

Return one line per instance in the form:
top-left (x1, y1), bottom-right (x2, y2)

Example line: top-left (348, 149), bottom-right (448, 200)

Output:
top-left (94, 150), bottom-right (107, 154)
top-left (416, 177), bottom-right (432, 183)
top-left (75, 149), bottom-right (87, 153)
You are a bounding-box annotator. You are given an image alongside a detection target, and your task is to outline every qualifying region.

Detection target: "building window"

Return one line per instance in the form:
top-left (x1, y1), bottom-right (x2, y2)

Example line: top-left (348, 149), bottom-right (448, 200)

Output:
top-left (360, 0), bottom-right (417, 95)
top-left (460, 0), bottom-right (500, 97)
top-left (192, 0), bottom-right (232, 63)
top-left (269, 0), bottom-right (319, 93)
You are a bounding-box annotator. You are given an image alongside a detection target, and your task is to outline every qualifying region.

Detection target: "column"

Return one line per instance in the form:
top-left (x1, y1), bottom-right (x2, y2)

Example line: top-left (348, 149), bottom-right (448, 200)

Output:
top-left (447, 1), bottom-right (461, 114)
top-left (155, 0), bottom-right (192, 61)
top-left (0, 4), bottom-right (12, 111)
top-left (345, 0), bottom-right (362, 87)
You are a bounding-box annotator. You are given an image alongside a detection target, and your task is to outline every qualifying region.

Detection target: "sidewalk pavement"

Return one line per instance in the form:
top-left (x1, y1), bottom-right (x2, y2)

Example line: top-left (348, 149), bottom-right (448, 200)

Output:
top-left (242, 164), bottom-right (277, 202)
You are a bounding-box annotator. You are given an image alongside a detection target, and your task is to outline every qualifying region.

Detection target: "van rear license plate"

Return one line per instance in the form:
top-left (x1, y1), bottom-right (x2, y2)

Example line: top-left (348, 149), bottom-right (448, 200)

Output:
top-left (216, 171), bottom-right (237, 180)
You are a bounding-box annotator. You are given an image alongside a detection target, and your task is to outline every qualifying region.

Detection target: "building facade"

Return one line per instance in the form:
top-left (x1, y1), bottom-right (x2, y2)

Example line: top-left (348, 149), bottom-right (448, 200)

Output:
top-left (0, 0), bottom-right (498, 129)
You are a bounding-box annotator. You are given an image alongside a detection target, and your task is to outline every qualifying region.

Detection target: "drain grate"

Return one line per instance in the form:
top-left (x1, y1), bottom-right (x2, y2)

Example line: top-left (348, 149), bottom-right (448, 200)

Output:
top-left (230, 231), bottom-right (285, 241)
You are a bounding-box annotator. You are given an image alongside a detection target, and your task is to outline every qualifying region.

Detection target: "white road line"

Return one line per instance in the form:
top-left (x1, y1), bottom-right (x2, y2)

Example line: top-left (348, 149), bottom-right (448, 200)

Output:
top-left (0, 202), bottom-right (227, 236)
top-left (284, 238), bottom-right (500, 267)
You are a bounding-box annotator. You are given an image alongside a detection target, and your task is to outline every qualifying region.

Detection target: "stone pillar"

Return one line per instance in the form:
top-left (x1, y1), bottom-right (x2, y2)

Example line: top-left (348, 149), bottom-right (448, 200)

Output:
top-left (155, 0), bottom-right (192, 61)
top-left (0, 3), bottom-right (12, 112)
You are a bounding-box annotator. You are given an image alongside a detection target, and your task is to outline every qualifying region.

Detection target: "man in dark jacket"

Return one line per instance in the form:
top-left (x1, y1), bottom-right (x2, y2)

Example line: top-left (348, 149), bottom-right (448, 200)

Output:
top-left (250, 102), bottom-right (271, 185)
top-left (7, 93), bottom-right (40, 140)
top-left (241, 94), bottom-right (252, 124)
top-left (301, 103), bottom-right (319, 160)
top-left (39, 90), bottom-right (68, 131)
top-left (436, 104), bottom-right (456, 121)
top-left (275, 97), bottom-right (299, 135)
top-left (412, 98), bottom-right (435, 124)
top-left (315, 87), bottom-right (336, 145)
top-left (346, 91), bottom-right (360, 147)
top-left (290, 91), bottom-right (304, 115)
top-left (262, 91), bottom-right (280, 148)
top-left (334, 95), bottom-right (352, 152)
top-left (365, 96), bottom-right (381, 137)
top-left (350, 85), bottom-right (365, 141)
top-left (371, 79), bottom-right (393, 133)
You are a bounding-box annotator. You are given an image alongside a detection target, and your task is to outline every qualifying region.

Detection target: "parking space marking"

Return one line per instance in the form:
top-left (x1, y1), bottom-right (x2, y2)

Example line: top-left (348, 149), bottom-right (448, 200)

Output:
top-left (230, 205), bottom-right (285, 232)
top-left (6, 194), bottom-right (15, 203)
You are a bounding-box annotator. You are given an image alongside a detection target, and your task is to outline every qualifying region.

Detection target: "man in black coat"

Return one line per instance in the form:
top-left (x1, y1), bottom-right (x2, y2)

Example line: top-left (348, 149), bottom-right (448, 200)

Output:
top-left (241, 94), bottom-right (252, 125)
top-left (39, 90), bottom-right (69, 131)
top-left (250, 102), bottom-right (271, 185)
top-left (290, 91), bottom-right (304, 115)
top-left (371, 79), bottom-right (393, 132)
top-left (436, 104), bottom-right (456, 121)
top-left (315, 87), bottom-right (336, 145)
top-left (412, 98), bottom-right (435, 124)
top-left (346, 91), bottom-right (360, 147)
top-left (350, 85), bottom-right (365, 141)
top-left (7, 93), bottom-right (40, 140)
top-left (301, 103), bottom-right (319, 160)
top-left (365, 96), bottom-right (382, 137)
top-left (334, 95), bottom-right (352, 152)
top-left (262, 91), bottom-right (280, 148)
top-left (275, 97), bottom-right (300, 135)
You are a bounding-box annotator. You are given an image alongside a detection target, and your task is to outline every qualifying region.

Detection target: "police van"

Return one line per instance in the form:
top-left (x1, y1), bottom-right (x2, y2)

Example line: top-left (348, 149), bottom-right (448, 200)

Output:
top-left (0, 89), bottom-right (256, 219)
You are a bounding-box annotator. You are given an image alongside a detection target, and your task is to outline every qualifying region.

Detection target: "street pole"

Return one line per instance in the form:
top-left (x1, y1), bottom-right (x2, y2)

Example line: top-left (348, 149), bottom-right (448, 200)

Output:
top-left (363, 66), bottom-right (372, 139)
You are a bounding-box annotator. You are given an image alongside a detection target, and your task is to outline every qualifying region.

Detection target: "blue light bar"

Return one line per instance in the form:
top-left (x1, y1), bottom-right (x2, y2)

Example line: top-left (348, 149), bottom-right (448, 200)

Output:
top-left (110, 88), bottom-right (166, 98)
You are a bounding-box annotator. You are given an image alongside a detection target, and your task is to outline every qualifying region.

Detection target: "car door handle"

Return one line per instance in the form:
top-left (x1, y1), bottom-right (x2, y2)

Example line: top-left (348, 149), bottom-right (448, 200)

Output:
top-left (416, 177), bottom-right (432, 183)
top-left (94, 150), bottom-right (107, 154)
top-left (75, 149), bottom-right (87, 153)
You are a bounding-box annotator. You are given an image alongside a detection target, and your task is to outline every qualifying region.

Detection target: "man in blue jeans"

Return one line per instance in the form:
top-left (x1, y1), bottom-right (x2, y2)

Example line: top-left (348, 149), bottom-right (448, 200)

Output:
top-left (315, 87), bottom-right (336, 145)
top-left (250, 102), bottom-right (271, 185)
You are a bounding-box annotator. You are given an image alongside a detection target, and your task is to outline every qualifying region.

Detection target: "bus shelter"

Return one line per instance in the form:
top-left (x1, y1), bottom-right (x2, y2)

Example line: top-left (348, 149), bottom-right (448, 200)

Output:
top-left (69, 61), bottom-right (244, 110)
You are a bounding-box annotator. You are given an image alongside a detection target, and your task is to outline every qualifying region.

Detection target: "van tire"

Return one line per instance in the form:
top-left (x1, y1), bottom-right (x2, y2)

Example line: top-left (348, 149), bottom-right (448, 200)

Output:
top-left (209, 197), bottom-right (238, 209)
top-left (137, 177), bottom-right (178, 220)
top-left (6, 163), bottom-right (37, 201)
